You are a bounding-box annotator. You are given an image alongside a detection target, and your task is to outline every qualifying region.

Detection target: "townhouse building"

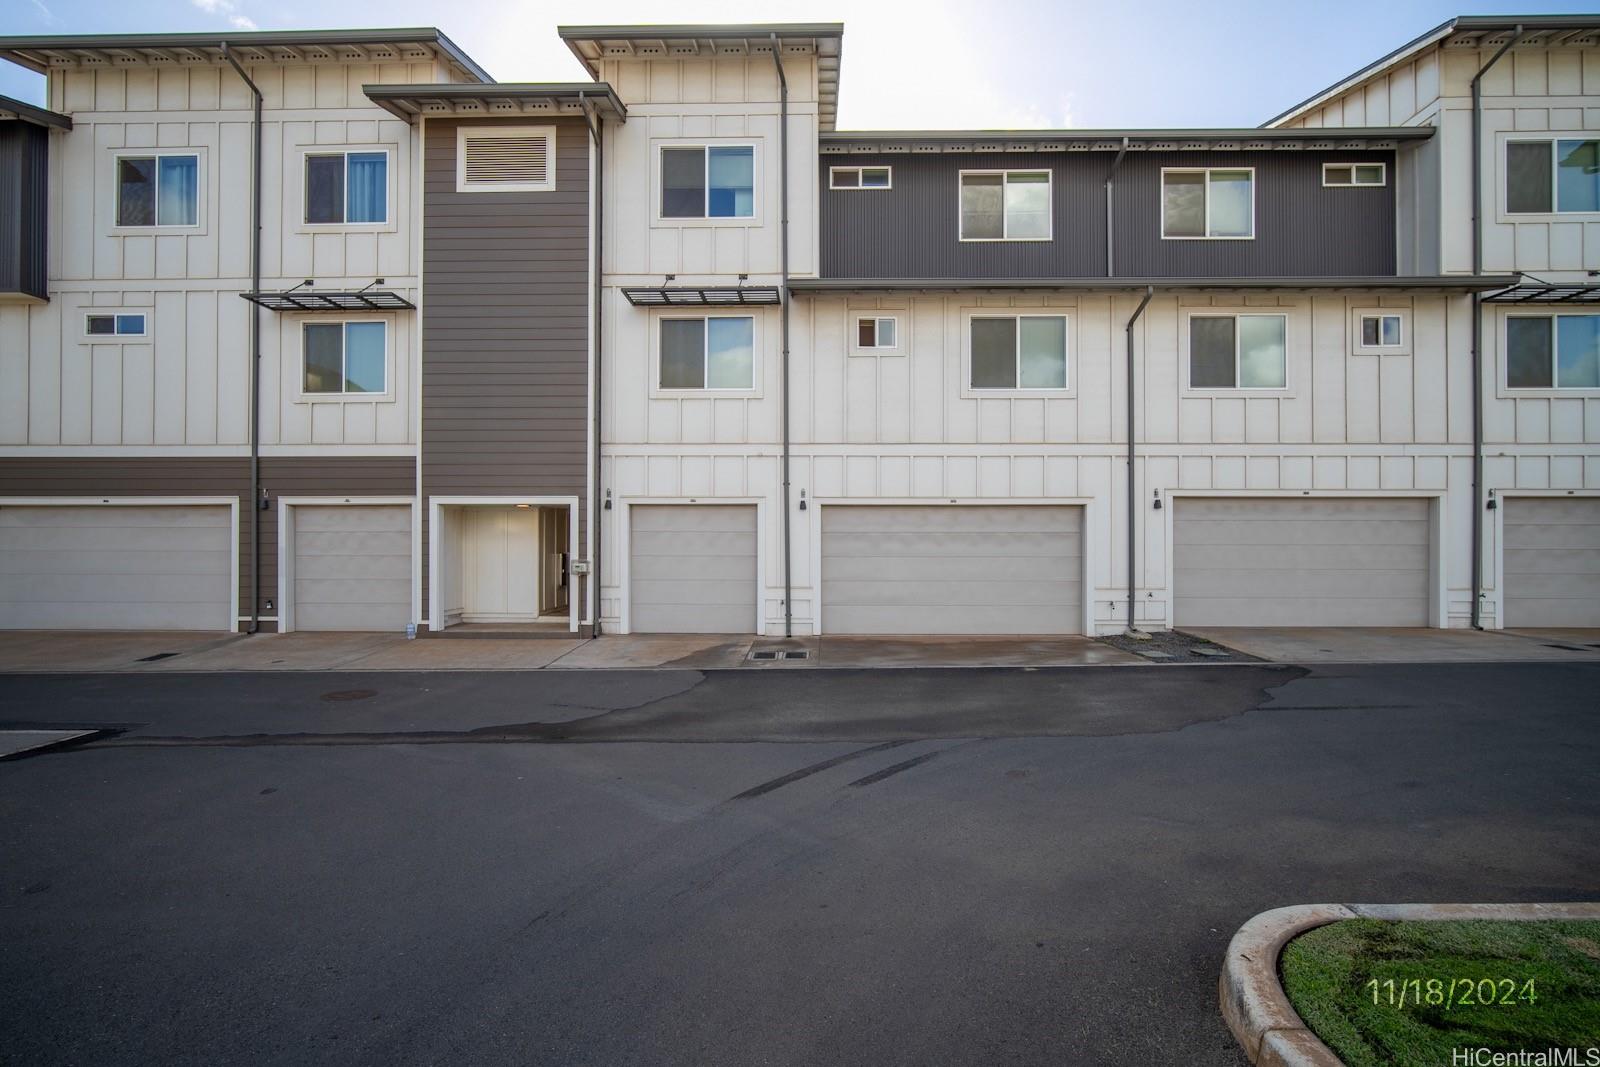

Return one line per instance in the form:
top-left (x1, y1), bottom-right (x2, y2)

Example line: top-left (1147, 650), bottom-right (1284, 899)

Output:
top-left (0, 16), bottom-right (1595, 638)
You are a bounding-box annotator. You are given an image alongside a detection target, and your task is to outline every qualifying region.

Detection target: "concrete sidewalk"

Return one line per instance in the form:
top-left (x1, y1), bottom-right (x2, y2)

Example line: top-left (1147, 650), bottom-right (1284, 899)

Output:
top-left (1187, 626), bottom-right (1600, 663)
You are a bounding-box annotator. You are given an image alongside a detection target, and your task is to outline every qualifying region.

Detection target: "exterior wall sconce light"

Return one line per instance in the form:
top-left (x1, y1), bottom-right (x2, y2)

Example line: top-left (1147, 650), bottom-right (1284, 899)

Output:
top-left (604, 489), bottom-right (612, 511)
top-left (799, 489), bottom-right (807, 511)
top-left (1152, 490), bottom-right (1162, 510)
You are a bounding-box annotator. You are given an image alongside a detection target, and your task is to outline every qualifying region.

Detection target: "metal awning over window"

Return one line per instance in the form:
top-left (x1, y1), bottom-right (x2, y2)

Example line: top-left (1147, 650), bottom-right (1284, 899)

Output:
top-left (1482, 284), bottom-right (1600, 305)
top-left (622, 286), bottom-right (781, 307)
top-left (240, 289), bottom-right (415, 312)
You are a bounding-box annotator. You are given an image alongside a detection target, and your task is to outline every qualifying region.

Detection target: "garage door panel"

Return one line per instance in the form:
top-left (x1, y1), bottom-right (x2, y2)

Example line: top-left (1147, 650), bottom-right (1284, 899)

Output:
top-left (821, 506), bottom-right (1082, 635)
top-left (291, 506), bottom-right (412, 631)
top-left (1504, 499), bottom-right (1600, 627)
top-left (0, 506), bottom-right (233, 630)
top-left (630, 506), bottom-right (757, 633)
top-left (1174, 498), bottom-right (1431, 627)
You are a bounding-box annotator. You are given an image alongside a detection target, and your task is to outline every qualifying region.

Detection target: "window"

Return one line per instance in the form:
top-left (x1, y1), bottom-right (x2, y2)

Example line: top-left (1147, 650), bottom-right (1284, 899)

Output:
top-left (662, 146), bottom-right (754, 219)
top-left (1162, 168), bottom-right (1254, 238)
top-left (303, 321), bottom-right (387, 395)
top-left (1188, 314), bottom-right (1286, 389)
top-left (1323, 162), bottom-right (1386, 187)
top-left (830, 166), bottom-right (891, 190)
top-left (1507, 139), bottom-right (1600, 213)
top-left (457, 126), bottom-right (554, 193)
top-left (856, 316), bottom-right (897, 350)
top-left (306, 150), bottom-right (388, 224)
top-left (959, 171), bottom-right (1051, 240)
top-left (85, 313), bottom-right (146, 337)
top-left (1506, 314), bottom-right (1600, 389)
top-left (659, 316), bottom-right (755, 389)
top-left (969, 315), bottom-right (1067, 389)
top-left (116, 154), bottom-right (198, 227)
top-left (1361, 313), bottom-right (1403, 348)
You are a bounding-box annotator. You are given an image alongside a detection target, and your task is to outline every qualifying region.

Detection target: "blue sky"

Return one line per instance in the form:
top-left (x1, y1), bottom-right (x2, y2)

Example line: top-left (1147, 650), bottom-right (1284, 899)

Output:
top-left (4, 0), bottom-right (1596, 128)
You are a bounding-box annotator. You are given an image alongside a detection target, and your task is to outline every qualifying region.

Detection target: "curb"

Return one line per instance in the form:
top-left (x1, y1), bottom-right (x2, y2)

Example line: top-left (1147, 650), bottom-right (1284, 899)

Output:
top-left (1218, 902), bottom-right (1600, 1067)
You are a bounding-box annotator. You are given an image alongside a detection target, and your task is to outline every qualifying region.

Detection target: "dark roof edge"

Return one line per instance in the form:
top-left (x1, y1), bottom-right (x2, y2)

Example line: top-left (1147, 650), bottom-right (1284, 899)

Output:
top-left (557, 23), bottom-right (843, 40)
top-left (0, 28), bottom-right (493, 83)
top-left (790, 276), bottom-right (1520, 292)
top-left (0, 93), bottom-right (72, 129)
top-left (1262, 15), bottom-right (1600, 128)
top-left (822, 126), bottom-right (1435, 142)
top-left (362, 82), bottom-right (625, 118)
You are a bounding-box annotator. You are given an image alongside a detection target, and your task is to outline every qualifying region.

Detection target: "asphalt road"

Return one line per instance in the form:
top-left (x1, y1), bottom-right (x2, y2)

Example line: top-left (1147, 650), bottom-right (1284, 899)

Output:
top-left (2, 662), bottom-right (1597, 1066)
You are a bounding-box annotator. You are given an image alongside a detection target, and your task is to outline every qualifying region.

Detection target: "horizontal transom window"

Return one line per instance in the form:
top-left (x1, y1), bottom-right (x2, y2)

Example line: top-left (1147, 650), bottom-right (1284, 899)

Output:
top-left (306, 150), bottom-right (387, 224)
top-left (117, 153), bottom-right (198, 227)
top-left (1507, 139), bottom-right (1600, 213)
top-left (304, 321), bottom-right (387, 395)
top-left (660, 316), bottom-right (755, 389)
top-left (1162, 168), bottom-right (1254, 239)
top-left (960, 171), bottom-right (1051, 240)
top-left (86, 313), bottom-right (147, 337)
top-left (970, 314), bottom-right (1067, 389)
top-left (830, 166), bottom-right (891, 189)
top-left (856, 316), bottom-right (897, 349)
top-left (1506, 314), bottom-right (1600, 389)
top-left (1361, 313), bottom-right (1403, 348)
top-left (1189, 314), bottom-right (1286, 389)
top-left (662, 145), bottom-right (754, 219)
top-left (1323, 162), bottom-right (1386, 187)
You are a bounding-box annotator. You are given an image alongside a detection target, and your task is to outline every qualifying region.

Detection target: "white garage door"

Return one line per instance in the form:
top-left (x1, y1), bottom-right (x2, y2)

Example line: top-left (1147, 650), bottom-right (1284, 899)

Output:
top-left (821, 506), bottom-right (1083, 635)
top-left (630, 505), bottom-right (757, 633)
top-left (291, 505), bottom-right (412, 632)
top-left (0, 504), bottom-right (233, 630)
top-left (1504, 498), bottom-right (1600, 627)
top-left (1174, 497), bottom-right (1431, 626)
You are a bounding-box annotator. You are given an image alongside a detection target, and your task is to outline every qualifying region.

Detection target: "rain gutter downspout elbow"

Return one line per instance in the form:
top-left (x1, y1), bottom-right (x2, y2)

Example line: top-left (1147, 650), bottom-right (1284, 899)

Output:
top-left (1124, 286), bottom-right (1155, 636)
top-left (1468, 25), bottom-right (1523, 630)
top-left (222, 42), bottom-right (263, 635)
top-left (771, 34), bottom-right (793, 638)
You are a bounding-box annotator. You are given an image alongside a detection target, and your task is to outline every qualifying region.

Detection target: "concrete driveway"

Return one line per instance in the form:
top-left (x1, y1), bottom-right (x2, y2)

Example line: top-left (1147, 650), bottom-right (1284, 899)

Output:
top-left (1185, 626), bottom-right (1600, 663)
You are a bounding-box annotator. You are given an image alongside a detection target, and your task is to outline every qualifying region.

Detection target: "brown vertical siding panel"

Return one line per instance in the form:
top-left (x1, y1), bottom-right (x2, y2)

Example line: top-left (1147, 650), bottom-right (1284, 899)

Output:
top-left (420, 117), bottom-right (591, 620)
top-left (0, 456), bottom-right (415, 631)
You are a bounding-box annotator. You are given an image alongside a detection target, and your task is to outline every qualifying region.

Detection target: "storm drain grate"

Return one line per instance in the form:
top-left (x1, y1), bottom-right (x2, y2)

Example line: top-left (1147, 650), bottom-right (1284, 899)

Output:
top-left (136, 652), bottom-right (180, 662)
top-left (749, 649), bottom-right (810, 661)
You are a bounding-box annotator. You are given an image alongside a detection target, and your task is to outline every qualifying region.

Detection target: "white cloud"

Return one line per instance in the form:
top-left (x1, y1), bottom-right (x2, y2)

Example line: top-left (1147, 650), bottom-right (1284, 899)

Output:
top-left (230, 14), bottom-right (258, 29)
top-left (191, 0), bottom-right (258, 32)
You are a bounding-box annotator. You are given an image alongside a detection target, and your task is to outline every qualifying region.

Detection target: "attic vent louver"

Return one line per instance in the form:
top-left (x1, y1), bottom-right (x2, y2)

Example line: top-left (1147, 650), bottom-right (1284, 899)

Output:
top-left (456, 126), bottom-right (555, 193)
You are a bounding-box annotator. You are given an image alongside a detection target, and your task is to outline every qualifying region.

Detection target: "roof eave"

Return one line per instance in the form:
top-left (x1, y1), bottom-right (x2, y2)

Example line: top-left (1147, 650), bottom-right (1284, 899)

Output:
top-left (790, 276), bottom-right (1520, 293)
top-left (362, 82), bottom-right (625, 122)
top-left (0, 93), bottom-right (72, 129)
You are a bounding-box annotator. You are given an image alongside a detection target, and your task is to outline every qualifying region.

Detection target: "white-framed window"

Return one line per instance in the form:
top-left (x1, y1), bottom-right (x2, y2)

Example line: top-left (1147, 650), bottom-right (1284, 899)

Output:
top-left (1161, 168), bottom-right (1254, 239)
top-left (84, 312), bottom-right (148, 339)
top-left (959, 170), bottom-right (1051, 241)
top-left (1352, 310), bottom-right (1407, 354)
top-left (305, 149), bottom-right (389, 224)
top-left (658, 315), bottom-right (756, 390)
top-left (830, 165), bottom-right (891, 190)
top-left (968, 313), bottom-right (1068, 390)
top-left (115, 152), bottom-right (200, 227)
top-left (1186, 313), bottom-right (1287, 389)
top-left (662, 145), bottom-right (755, 219)
top-left (302, 320), bottom-right (388, 396)
top-left (1323, 162), bottom-right (1386, 187)
top-left (1505, 313), bottom-right (1600, 389)
top-left (854, 316), bottom-right (898, 351)
top-left (456, 126), bottom-right (555, 193)
top-left (1506, 138), bottom-right (1600, 214)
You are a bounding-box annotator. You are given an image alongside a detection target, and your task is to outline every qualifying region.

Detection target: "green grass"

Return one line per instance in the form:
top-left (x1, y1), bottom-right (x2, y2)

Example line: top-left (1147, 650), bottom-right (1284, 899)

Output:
top-left (1279, 919), bottom-right (1600, 1067)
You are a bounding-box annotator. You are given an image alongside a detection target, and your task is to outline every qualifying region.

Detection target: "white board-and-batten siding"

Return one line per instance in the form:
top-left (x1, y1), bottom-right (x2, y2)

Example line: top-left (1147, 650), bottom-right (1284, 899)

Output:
top-left (0, 59), bottom-right (438, 452)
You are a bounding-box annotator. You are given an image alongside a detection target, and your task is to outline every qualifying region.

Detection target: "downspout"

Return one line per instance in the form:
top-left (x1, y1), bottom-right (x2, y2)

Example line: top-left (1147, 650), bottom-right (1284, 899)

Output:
top-left (770, 34), bottom-right (792, 638)
top-left (1105, 136), bottom-right (1129, 276)
top-left (1468, 25), bottom-right (1523, 629)
top-left (1124, 286), bottom-right (1154, 636)
top-left (222, 43), bottom-right (263, 634)
top-left (580, 93), bottom-right (605, 636)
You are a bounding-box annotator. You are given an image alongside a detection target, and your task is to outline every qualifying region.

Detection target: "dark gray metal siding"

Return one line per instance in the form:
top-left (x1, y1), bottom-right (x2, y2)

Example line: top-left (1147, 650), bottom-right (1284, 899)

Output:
top-left (420, 117), bottom-right (591, 617)
top-left (0, 121), bottom-right (48, 300)
top-left (819, 150), bottom-right (1396, 280)
top-left (0, 455), bottom-right (415, 632)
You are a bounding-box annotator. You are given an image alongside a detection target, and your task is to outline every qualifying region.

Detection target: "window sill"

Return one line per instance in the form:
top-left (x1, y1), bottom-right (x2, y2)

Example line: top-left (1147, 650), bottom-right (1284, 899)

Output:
top-left (1496, 386), bottom-right (1600, 399)
top-left (961, 387), bottom-right (1076, 399)
top-left (653, 216), bottom-right (761, 228)
top-left (650, 388), bottom-right (761, 400)
top-left (294, 393), bottom-right (396, 405)
top-left (1352, 347), bottom-right (1412, 357)
top-left (957, 236), bottom-right (1053, 243)
top-left (1181, 387), bottom-right (1296, 398)
top-left (293, 221), bottom-right (399, 237)
top-left (1160, 234), bottom-right (1256, 241)
top-left (110, 225), bottom-right (207, 237)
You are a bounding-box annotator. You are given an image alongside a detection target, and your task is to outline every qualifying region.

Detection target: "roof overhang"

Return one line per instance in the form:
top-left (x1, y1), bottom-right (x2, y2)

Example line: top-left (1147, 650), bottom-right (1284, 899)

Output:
top-left (622, 286), bottom-right (782, 307)
top-left (0, 93), bottom-right (71, 130)
top-left (1482, 283), bottom-right (1600, 305)
top-left (1264, 16), bottom-right (1600, 129)
top-left (364, 83), bottom-right (625, 123)
top-left (240, 288), bottom-right (415, 313)
top-left (821, 127), bottom-right (1432, 155)
top-left (558, 23), bottom-right (843, 130)
top-left (0, 29), bottom-right (492, 84)
top-left (790, 276), bottom-right (1520, 294)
